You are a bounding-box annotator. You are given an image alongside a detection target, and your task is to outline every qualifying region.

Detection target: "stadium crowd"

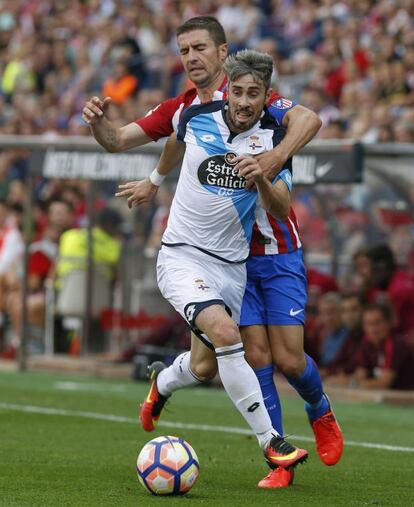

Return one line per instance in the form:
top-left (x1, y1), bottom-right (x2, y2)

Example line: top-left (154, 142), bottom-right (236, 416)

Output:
top-left (0, 1), bottom-right (413, 389)
top-left (1, 0), bottom-right (414, 140)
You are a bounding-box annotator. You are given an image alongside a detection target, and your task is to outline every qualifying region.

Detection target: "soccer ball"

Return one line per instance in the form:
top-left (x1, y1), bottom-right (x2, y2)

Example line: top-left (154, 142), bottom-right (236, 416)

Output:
top-left (136, 435), bottom-right (200, 495)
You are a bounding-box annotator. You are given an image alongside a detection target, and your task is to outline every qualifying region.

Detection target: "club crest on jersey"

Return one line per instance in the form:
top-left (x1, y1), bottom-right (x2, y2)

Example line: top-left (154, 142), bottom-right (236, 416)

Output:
top-left (198, 152), bottom-right (245, 195)
top-left (246, 134), bottom-right (264, 154)
top-left (272, 98), bottom-right (292, 109)
top-left (194, 278), bottom-right (210, 292)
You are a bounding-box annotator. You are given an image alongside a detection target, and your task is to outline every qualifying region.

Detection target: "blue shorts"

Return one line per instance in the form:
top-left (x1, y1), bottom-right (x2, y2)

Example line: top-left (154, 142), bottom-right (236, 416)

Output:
top-left (240, 249), bottom-right (307, 326)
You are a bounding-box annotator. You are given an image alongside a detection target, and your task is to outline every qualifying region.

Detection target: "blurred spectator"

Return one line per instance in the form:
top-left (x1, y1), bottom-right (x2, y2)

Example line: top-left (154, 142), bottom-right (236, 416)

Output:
top-left (349, 304), bottom-right (414, 390)
top-left (306, 264), bottom-right (339, 315)
top-left (216, 0), bottom-right (260, 52)
top-left (56, 206), bottom-right (122, 289)
top-left (349, 247), bottom-right (371, 292)
top-left (306, 292), bottom-right (349, 368)
top-left (324, 293), bottom-right (363, 378)
top-left (0, 200), bottom-right (24, 276)
top-left (319, 118), bottom-right (347, 139)
top-left (366, 244), bottom-right (414, 338)
top-left (102, 59), bottom-right (138, 105)
top-left (0, 201), bottom-right (24, 354)
top-left (54, 207), bottom-right (123, 353)
top-left (4, 199), bottom-right (75, 355)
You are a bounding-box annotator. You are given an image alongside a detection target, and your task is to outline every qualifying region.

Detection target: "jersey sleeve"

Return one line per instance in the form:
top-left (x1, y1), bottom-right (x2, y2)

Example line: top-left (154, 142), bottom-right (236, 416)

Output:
top-left (267, 94), bottom-right (297, 126)
top-left (273, 168), bottom-right (293, 192)
top-left (135, 96), bottom-right (183, 141)
top-left (270, 125), bottom-right (293, 191)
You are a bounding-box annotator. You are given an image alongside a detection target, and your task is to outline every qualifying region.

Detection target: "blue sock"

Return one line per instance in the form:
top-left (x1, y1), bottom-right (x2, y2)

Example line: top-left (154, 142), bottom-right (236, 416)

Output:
top-left (286, 354), bottom-right (329, 421)
top-left (254, 365), bottom-right (283, 435)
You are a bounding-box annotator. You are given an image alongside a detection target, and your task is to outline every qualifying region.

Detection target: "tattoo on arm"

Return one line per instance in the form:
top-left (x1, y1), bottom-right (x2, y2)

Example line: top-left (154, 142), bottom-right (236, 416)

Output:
top-left (105, 128), bottom-right (119, 150)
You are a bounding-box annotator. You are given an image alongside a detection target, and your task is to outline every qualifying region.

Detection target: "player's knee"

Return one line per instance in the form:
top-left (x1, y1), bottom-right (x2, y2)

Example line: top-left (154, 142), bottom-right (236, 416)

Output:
top-left (209, 321), bottom-right (240, 348)
top-left (276, 353), bottom-right (306, 378)
top-left (245, 344), bottom-right (272, 369)
top-left (190, 358), bottom-right (217, 381)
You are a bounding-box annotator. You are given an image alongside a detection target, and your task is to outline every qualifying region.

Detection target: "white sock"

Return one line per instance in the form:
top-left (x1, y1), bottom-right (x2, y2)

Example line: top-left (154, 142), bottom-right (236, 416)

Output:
top-left (216, 343), bottom-right (278, 449)
top-left (157, 352), bottom-right (203, 396)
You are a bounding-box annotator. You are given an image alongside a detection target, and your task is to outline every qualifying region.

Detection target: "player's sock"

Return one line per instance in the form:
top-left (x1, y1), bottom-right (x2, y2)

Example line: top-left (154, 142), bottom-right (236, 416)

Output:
top-left (286, 354), bottom-right (329, 421)
top-left (216, 343), bottom-right (277, 449)
top-left (254, 364), bottom-right (283, 435)
top-left (156, 352), bottom-right (203, 397)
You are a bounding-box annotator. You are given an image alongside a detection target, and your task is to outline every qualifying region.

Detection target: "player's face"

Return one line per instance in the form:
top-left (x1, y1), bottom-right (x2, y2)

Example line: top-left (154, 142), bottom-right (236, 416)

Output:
top-left (177, 29), bottom-right (227, 88)
top-left (363, 310), bottom-right (390, 344)
top-left (226, 74), bottom-right (270, 133)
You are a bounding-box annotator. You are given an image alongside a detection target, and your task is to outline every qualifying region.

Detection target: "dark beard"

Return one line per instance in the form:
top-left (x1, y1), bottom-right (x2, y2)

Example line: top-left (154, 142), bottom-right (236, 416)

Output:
top-left (226, 109), bottom-right (259, 133)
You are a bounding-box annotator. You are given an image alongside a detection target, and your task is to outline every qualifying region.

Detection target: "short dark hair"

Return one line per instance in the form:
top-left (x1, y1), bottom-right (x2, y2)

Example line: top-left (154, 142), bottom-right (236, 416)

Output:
top-left (363, 303), bottom-right (392, 322)
top-left (176, 16), bottom-right (227, 46)
top-left (97, 207), bottom-right (122, 230)
top-left (341, 292), bottom-right (364, 305)
top-left (224, 49), bottom-right (274, 91)
top-left (367, 244), bottom-right (395, 273)
top-left (353, 247), bottom-right (369, 261)
top-left (47, 199), bottom-right (74, 214)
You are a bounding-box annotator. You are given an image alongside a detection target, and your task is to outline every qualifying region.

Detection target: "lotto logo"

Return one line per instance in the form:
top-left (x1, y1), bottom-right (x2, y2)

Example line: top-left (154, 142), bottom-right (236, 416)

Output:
top-left (247, 402), bottom-right (260, 413)
top-left (185, 304), bottom-right (196, 322)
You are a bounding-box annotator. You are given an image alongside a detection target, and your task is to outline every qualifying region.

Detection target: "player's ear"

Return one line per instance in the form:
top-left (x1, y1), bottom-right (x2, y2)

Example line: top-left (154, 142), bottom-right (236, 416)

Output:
top-left (218, 43), bottom-right (228, 63)
top-left (266, 87), bottom-right (273, 103)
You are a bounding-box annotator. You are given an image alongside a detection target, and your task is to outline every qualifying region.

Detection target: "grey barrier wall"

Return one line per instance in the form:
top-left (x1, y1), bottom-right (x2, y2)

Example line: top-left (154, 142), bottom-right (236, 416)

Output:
top-left (0, 136), bottom-right (412, 367)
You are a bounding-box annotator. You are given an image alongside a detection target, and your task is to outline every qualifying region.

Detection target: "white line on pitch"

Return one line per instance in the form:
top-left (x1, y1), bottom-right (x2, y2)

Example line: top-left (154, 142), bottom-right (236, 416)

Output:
top-left (1, 402), bottom-right (413, 453)
top-left (54, 381), bottom-right (127, 393)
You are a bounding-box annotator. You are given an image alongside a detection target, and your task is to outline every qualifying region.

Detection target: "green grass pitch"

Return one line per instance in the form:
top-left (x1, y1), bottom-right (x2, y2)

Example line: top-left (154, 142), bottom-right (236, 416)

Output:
top-left (0, 371), bottom-right (413, 507)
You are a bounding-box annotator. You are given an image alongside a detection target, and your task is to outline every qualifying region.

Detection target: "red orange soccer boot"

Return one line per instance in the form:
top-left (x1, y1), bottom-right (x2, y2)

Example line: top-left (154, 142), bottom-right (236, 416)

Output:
top-left (310, 407), bottom-right (343, 466)
top-left (264, 435), bottom-right (308, 470)
top-left (140, 361), bottom-right (170, 432)
top-left (258, 467), bottom-right (294, 489)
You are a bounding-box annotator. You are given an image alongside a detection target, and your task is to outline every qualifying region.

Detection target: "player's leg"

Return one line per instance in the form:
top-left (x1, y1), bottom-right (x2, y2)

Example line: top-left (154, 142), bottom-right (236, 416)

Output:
top-left (240, 267), bottom-right (290, 488)
top-left (195, 303), bottom-right (307, 469)
top-left (263, 248), bottom-right (343, 465)
top-left (157, 332), bottom-right (217, 396)
top-left (141, 333), bottom-right (217, 432)
top-left (241, 325), bottom-right (283, 436)
top-left (268, 325), bottom-right (343, 465)
top-left (240, 269), bottom-right (284, 437)
top-left (243, 327), bottom-right (294, 489)
top-left (144, 246), bottom-right (307, 469)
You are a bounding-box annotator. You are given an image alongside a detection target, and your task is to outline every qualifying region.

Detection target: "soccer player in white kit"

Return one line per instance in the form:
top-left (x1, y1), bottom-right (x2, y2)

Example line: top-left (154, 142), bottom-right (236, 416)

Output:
top-left (143, 50), bottom-right (308, 475)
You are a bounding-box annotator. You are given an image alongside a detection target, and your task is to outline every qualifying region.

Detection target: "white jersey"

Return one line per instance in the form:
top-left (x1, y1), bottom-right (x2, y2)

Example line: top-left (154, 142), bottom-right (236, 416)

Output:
top-left (161, 100), bottom-right (292, 264)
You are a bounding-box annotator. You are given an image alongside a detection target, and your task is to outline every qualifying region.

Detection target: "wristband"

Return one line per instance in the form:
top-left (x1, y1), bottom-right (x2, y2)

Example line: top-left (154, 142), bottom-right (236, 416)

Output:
top-left (149, 168), bottom-right (166, 186)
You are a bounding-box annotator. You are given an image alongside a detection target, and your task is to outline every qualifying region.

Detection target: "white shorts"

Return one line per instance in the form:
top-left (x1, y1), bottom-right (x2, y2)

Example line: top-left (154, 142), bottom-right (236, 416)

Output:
top-left (156, 245), bottom-right (246, 346)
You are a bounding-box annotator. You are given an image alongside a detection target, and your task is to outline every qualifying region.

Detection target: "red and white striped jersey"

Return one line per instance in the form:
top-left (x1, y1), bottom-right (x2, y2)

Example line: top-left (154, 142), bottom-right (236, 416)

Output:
top-left (250, 207), bottom-right (302, 255)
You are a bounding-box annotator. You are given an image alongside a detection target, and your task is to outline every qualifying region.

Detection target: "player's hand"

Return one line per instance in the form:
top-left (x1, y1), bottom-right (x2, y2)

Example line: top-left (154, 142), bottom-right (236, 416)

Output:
top-left (233, 155), bottom-right (265, 186)
top-left (82, 96), bottom-right (112, 125)
top-left (244, 149), bottom-right (287, 189)
top-left (115, 179), bottom-right (159, 208)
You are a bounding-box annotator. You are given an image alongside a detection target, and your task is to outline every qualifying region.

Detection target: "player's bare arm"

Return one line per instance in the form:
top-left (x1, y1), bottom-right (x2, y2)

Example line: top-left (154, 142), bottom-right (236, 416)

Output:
top-left (254, 105), bottom-right (321, 182)
top-left (82, 96), bottom-right (153, 152)
top-left (115, 133), bottom-right (185, 208)
top-left (351, 367), bottom-right (396, 390)
top-left (235, 155), bottom-right (290, 220)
